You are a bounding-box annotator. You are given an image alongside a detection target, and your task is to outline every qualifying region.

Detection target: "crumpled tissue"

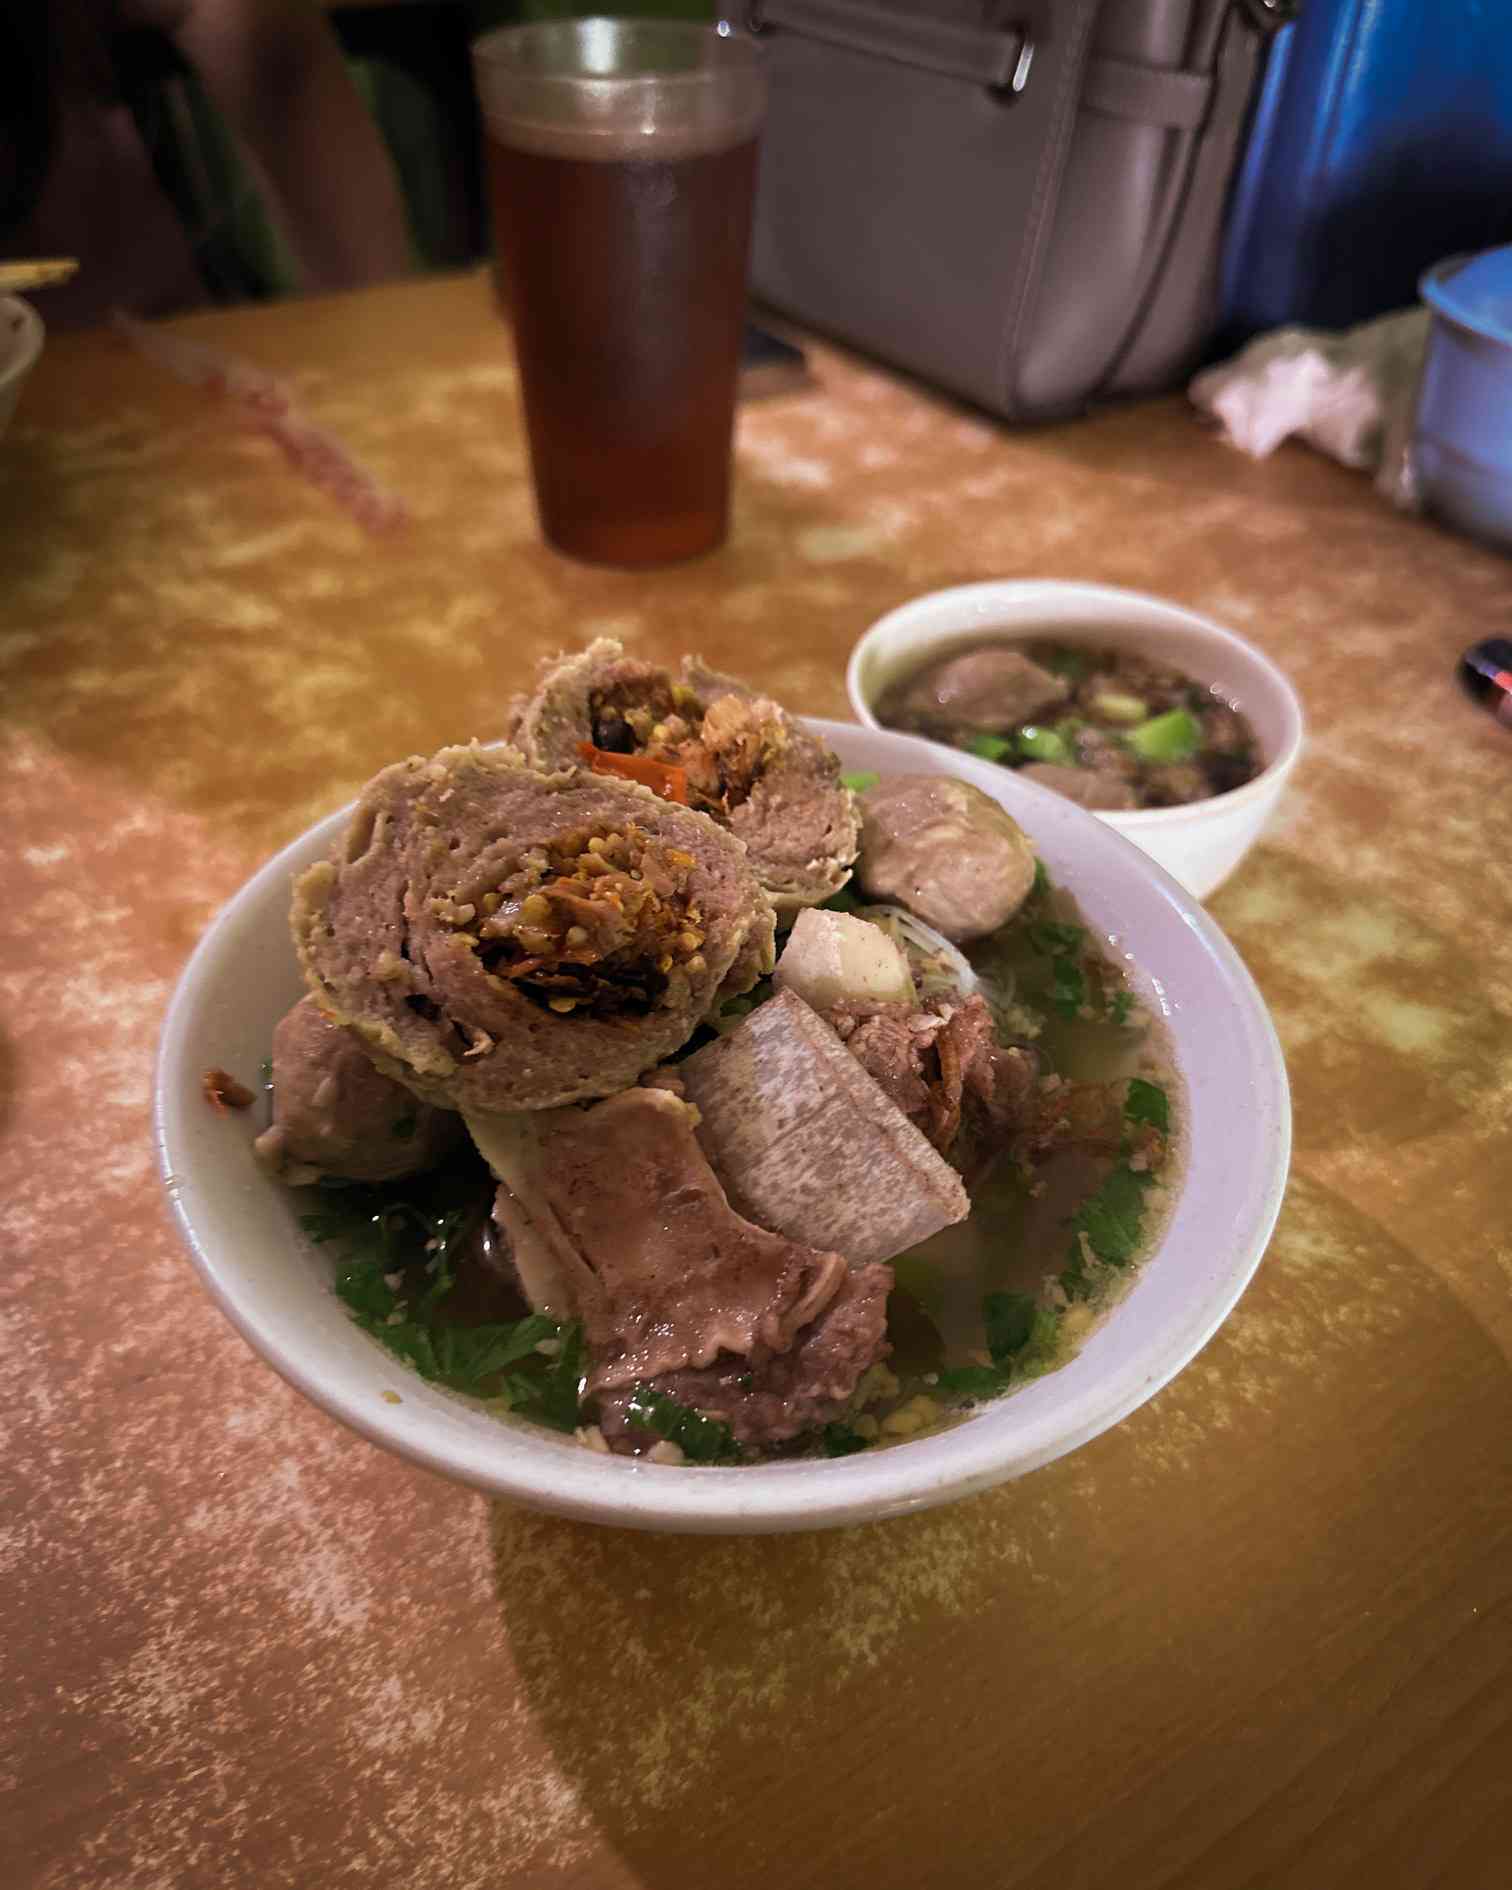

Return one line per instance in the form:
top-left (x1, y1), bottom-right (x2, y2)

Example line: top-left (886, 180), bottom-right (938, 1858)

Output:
top-left (1189, 308), bottom-right (1428, 509)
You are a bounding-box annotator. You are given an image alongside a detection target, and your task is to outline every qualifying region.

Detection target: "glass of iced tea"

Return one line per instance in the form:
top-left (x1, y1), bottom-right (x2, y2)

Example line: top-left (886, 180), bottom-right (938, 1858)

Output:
top-left (471, 19), bottom-right (767, 568)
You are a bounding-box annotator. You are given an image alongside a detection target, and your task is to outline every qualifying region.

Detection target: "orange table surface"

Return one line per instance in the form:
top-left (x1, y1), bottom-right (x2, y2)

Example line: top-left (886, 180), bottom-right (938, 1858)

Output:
top-left (2, 270), bottom-right (1509, 1890)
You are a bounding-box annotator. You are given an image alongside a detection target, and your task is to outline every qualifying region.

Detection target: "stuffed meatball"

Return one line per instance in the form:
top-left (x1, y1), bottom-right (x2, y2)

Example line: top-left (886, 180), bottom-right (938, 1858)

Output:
top-left (292, 742), bottom-right (775, 1113)
top-left (513, 639), bottom-right (860, 913)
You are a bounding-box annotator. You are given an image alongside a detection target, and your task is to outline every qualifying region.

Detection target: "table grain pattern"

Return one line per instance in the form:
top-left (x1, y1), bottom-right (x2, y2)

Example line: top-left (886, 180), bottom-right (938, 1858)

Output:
top-left (2, 271), bottom-right (1509, 1890)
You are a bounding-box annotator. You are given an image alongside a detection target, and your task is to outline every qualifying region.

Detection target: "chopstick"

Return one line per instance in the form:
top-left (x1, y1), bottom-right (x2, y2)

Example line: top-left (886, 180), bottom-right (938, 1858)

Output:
top-left (0, 258), bottom-right (79, 292)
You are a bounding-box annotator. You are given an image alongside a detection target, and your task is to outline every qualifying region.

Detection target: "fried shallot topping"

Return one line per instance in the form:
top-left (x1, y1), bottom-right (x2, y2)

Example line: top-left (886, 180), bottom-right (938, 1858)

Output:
top-left (438, 825), bottom-right (707, 1017)
top-left (588, 685), bottom-right (789, 818)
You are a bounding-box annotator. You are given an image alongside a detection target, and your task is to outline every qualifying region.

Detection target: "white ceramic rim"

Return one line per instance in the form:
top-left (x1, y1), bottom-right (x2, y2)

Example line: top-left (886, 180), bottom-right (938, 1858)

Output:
top-left (845, 579), bottom-right (1306, 829)
top-left (0, 295), bottom-right (44, 394)
top-left (155, 720), bottom-right (1291, 1534)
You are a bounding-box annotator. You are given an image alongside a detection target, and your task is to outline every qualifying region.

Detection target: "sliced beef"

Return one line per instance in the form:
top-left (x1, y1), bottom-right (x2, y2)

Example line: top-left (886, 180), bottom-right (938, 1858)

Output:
top-left (1070, 725), bottom-right (1140, 783)
top-left (830, 1004), bottom-right (933, 1122)
top-left (597, 1262), bottom-right (893, 1451)
top-left (477, 1087), bottom-right (850, 1393)
top-left (824, 991), bottom-right (1037, 1180)
top-left (253, 995), bottom-right (461, 1185)
top-left (880, 647), bottom-right (1069, 735)
top-left (857, 774), bottom-right (1038, 943)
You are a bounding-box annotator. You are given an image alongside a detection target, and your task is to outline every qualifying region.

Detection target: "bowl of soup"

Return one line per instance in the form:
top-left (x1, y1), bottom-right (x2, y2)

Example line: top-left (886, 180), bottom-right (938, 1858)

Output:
top-left (848, 580), bottom-right (1305, 899)
top-left (156, 685), bottom-right (1289, 1534)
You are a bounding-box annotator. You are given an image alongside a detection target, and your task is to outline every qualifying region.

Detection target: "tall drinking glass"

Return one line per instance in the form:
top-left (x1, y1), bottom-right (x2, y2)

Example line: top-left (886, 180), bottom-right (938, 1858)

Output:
top-left (472, 19), bottom-right (767, 568)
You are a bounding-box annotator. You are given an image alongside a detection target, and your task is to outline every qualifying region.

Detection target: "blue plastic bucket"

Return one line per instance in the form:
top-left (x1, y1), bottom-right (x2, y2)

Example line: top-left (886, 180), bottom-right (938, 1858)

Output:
top-left (1416, 247), bottom-right (1512, 551)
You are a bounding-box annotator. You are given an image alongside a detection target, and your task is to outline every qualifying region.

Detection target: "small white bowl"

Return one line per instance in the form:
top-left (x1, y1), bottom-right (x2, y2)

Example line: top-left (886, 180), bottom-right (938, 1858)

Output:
top-left (0, 296), bottom-right (44, 440)
top-left (847, 581), bottom-right (1305, 900)
top-left (155, 722), bottom-right (1290, 1535)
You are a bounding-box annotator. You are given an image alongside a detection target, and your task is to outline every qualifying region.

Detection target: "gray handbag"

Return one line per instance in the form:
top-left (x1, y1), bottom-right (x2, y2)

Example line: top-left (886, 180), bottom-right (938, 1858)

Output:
top-left (747, 0), bottom-right (1292, 421)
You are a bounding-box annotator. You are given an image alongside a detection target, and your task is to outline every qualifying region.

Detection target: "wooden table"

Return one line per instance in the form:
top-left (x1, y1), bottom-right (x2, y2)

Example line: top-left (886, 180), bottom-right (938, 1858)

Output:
top-left (3, 271), bottom-right (1509, 1890)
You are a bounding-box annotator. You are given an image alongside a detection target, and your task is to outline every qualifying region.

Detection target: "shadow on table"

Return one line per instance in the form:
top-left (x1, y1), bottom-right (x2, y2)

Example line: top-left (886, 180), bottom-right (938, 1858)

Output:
top-left (486, 1168), bottom-right (1512, 1890)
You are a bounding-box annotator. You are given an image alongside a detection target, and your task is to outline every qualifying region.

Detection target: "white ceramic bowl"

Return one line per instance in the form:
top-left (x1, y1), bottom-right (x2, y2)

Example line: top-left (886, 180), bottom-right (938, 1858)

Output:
top-left (847, 581), bottom-right (1305, 900)
top-left (155, 722), bottom-right (1290, 1535)
top-left (0, 296), bottom-right (44, 440)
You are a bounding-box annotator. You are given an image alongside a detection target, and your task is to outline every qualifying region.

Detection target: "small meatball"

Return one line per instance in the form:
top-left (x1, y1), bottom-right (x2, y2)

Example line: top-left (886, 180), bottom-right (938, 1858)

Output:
top-left (1200, 703), bottom-right (1250, 755)
top-left (1070, 725), bottom-right (1139, 782)
top-left (882, 648), bottom-right (1069, 736)
top-left (254, 996), bottom-right (462, 1186)
top-left (1018, 763), bottom-right (1139, 812)
top-left (1142, 762), bottom-right (1209, 807)
top-left (857, 775), bottom-right (1037, 943)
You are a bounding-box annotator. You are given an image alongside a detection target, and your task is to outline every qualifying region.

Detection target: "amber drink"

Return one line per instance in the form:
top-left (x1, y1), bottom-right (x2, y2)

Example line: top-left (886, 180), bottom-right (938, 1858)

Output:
top-left (473, 21), bottom-right (766, 567)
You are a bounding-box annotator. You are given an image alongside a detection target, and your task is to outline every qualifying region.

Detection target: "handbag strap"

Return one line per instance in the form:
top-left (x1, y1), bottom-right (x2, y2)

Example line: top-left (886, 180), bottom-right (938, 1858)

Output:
top-left (748, 0), bottom-right (1036, 94)
top-left (1094, 1), bottom-right (1265, 388)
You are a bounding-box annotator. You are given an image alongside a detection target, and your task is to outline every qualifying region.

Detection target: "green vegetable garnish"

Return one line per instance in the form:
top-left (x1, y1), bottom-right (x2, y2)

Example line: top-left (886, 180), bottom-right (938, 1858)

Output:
top-left (840, 770), bottom-right (880, 793)
top-left (1127, 707), bottom-right (1200, 763)
top-left (1015, 725), bottom-right (1070, 765)
top-left (1071, 1164), bottom-right (1153, 1269)
top-left (938, 1291), bottom-right (1065, 1405)
top-left (625, 1385), bottom-right (741, 1464)
top-left (391, 1113), bottom-right (418, 1142)
top-left (1041, 646), bottom-right (1090, 682)
top-left (1051, 956), bottom-right (1087, 1019)
top-left (531, 1322), bottom-right (588, 1433)
top-left (1109, 989), bottom-right (1137, 1027)
top-left (935, 1363), bottom-right (1006, 1401)
top-left (1030, 857), bottom-right (1052, 902)
top-left (1124, 1077), bottom-right (1170, 1133)
top-left (984, 1290), bottom-right (1039, 1361)
top-left (965, 733), bottom-right (1013, 762)
top-left (1028, 919), bottom-right (1086, 958)
top-left (334, 1234), bottom-right (575, 1402)
top-left (821, 1422), bottom-right (870, 1457)
top-left (820, 886), bottom-right (864, 914)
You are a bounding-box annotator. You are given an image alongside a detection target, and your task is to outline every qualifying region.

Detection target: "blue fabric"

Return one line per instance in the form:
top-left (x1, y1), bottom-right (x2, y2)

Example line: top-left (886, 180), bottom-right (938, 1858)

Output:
top-left (1221, 0), bottom-right (1512, 340)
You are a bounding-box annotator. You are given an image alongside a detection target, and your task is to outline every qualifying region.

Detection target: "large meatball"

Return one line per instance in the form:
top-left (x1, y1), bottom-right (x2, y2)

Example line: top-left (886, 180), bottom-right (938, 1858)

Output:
top-left (292, 743), bottom-right (774, 1113)
top-left (514, 639), bottom-right (861, 914)
top-left (856, 775), bottom-right (1037, 943)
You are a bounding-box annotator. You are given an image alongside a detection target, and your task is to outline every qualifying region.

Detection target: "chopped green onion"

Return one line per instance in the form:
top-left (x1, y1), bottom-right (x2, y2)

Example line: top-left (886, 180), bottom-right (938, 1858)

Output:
top-left (840, 770), bottom-right (880, 793)
top-left (965, 733), bottom-right (1013, 762)
top-left (1127, 708), bottom-right (1200, 763)
top-left (1015, 725), bottom-right (1070, 765)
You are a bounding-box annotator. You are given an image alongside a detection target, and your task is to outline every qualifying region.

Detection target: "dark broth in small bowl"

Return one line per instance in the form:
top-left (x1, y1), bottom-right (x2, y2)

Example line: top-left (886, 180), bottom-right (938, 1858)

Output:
top-left (876, 634), bottom-right (1263, 813)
